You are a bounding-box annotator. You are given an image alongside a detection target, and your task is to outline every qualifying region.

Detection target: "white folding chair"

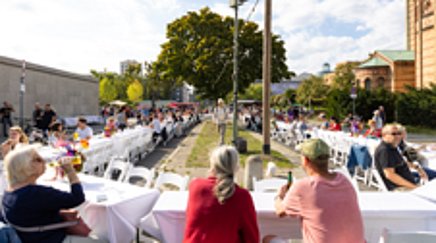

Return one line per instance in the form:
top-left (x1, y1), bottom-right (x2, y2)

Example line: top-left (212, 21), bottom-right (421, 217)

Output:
top-left (124, 166), bottom-right (155, 188)
top-left (154, 172), bottom-right (189, 191)
top-left (368, 168), bottom-right (389, 192)
top-left (103, 158), bottom-right (130, 182)
top-left (252, 177), bottom-right (287, 192)
top-left (379, 228), bottom-right (436, 243)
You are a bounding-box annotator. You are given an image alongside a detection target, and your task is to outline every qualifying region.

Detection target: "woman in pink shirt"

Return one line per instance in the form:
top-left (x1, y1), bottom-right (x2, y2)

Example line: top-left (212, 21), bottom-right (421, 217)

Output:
top-left (266, 139), bottom-right (365, 243)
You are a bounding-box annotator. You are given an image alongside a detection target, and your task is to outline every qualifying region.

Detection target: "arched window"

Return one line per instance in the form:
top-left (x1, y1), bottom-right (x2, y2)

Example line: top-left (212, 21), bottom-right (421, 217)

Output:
top-left (364, 78), bottom-right (371, 91)
top-left (377, 77), bottom-right (385, 88)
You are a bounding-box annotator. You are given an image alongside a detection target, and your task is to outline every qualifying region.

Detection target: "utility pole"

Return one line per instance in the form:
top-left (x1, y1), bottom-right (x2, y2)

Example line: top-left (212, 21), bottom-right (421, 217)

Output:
top-left (262, 0), bottom-right (272, 155)
top-left (20, 60), bottom-right (26, 128)
top-left (230, 0), bottom-right (247, 144)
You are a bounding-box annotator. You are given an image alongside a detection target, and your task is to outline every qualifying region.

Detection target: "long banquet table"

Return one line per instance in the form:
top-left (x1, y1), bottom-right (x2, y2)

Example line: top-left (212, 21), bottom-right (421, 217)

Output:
top-left (142, 191), bottom-right (436, 243)
top-left (38, 173), bottom-right (160, 243)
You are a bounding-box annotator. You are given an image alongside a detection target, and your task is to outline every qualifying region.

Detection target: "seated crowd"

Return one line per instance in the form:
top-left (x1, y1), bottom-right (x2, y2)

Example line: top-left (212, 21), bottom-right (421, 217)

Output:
top-left (1, 103), bottom-right (434, 243)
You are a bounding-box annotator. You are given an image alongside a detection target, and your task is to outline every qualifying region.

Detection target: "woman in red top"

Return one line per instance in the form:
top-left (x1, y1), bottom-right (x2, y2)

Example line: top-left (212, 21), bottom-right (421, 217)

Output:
top-left (183, 146), bottom-right (259, 243)
top-left (328, 117), bottom-right (342, 131)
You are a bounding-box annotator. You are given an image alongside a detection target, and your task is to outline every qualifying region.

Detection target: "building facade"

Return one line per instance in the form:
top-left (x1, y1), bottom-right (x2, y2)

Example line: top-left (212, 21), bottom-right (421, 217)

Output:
top-left (0, 55), bottom-right (99, 119)
top-left (407, 0), bottom-right (436, 88)
top-left (354, 50), bottom-right (415, 92)
top-left (120, 60), bottom-right (141, 74)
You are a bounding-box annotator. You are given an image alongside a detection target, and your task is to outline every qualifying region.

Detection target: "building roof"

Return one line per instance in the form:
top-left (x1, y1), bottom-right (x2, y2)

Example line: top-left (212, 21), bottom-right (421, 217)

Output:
top-left (0, 55), bottom-right (96, 83)
top-left (377, 50), bottom-right (415, 61)
top-left (358, 57), bottom-right (389, 68)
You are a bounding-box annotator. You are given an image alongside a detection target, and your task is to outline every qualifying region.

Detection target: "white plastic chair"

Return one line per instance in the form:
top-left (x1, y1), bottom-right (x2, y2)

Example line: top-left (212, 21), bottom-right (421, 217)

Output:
top-left (379, 228), bottom-right (436, 243)
top-left (124, 166), bottom-right (155, 188)
top-left (103, 158), bottom-right (130, 182)
top-left (154, 172), bottom-right (189, 191)
top-left (368, 168), bottom-right (389, 192)
top-left (252, 177), bottom-right (287, 192)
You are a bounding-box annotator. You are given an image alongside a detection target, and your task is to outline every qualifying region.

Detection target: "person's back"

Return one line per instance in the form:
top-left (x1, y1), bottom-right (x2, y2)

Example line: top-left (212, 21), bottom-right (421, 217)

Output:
top-left (183, 146), bottom-right (258, 243)
top-left (283, 173), bottom-right (364, 243)
top-left (183, 177), bottom-right (258, 243)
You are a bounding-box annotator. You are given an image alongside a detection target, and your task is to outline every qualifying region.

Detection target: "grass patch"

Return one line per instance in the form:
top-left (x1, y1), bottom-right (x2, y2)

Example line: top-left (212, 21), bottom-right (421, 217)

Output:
top-left (187, 121), bottom-right (294, 169)
top-left (406, 125), bottom-right (436, 136)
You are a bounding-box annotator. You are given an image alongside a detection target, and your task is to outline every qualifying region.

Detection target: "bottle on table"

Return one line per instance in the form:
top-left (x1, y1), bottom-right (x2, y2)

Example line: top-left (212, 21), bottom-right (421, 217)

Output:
top-left (286, 171), bottom-right (293, 190)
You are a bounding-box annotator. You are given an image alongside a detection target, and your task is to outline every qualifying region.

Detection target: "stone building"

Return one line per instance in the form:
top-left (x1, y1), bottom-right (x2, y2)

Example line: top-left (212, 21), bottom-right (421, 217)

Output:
top-left (354, 50), bottom-right (415, 92)
top-left (407, 0), bottom-right (436, 88)
top-left (120, 59), bottom-right (141, 74)
top-left (0, 55), bottom-right (99, 120)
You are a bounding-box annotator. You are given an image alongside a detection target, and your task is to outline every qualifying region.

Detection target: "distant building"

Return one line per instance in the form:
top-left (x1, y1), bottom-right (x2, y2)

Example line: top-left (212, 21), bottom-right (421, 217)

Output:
top-left (318, 63), bottom-right (332, 76)
top-left (322, 61), bottom-right (360, 86)
top-left (270, 73), bottom-right (311, 95)
top-left (171, 82), bottom-right (195, 102)
top-left (0, 55), bottom-right (98, 118)
top-left (407, 0), bottom-right (436, 89)
top-left (120, 60), bottom-right (141, 74)
top-left (354, 50), bottom-right (415, 92)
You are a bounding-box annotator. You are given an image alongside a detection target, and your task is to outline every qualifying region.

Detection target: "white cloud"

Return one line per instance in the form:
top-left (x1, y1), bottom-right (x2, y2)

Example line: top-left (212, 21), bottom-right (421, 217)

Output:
top-left (0, 0), bottom-right (407, 75)
top-left (272, 0), bottom-right (406, 73)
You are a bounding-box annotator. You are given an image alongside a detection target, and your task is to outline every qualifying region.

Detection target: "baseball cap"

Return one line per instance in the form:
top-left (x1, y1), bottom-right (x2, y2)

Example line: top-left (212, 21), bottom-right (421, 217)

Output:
top-left (300, 139), bottom-right (330, 160)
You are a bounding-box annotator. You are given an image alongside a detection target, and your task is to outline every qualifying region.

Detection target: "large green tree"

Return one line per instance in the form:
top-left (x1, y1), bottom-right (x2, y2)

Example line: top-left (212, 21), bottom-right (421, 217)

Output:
top-left (154, 7), bottom-right (291, 100)
top-left (332, 62), bottom-right (360, 90)
top-left (296, 75), bottom-right (329, 109)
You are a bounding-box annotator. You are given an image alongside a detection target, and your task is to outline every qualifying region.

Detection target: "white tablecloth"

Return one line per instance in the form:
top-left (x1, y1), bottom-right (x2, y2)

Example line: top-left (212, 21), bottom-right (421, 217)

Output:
top-left (36, 126), bottom-right (154, 173)
top-left (412, 179), bottom-right (436, 203)
top-left (39, 174), bottom-right (160, 243)
top-left (142, 191), bottom-right (436, 243)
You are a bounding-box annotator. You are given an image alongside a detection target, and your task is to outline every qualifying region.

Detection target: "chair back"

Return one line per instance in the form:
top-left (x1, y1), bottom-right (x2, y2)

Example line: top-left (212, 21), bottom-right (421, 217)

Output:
top-left (154, 172), bottom-right (189, 191)
top-left (124, 166), bottom-right (155, 188)
top-left (104, 158), bottom-right (130, 181)
top-left (252, 177), bottom-right (287, 192)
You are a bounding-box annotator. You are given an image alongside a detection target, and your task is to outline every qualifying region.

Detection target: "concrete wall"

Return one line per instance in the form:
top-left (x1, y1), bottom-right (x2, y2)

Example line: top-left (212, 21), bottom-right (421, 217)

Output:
top-left (0, 55), bottom-right (98, 120)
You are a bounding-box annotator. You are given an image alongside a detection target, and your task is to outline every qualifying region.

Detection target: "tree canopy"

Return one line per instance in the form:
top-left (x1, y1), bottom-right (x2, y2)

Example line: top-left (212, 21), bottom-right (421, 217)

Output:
top-left (92, 63), bottom-right (145, 105)
top-left (331, 62), bottom-right (360, 90)
top-left (153, 7), bottom-right (291, 100)
top-left (296, 75), bottom-right (329, 108)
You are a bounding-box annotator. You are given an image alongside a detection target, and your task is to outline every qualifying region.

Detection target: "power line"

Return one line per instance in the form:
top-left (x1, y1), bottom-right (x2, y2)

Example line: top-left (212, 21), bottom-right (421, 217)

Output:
top-left (213, 0), bottom-right (261, 86)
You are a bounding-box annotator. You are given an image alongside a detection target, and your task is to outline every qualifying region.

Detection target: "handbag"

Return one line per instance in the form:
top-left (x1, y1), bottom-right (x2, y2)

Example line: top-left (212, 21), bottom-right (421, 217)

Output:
top-left (59, 210), bottom-right (91, 237)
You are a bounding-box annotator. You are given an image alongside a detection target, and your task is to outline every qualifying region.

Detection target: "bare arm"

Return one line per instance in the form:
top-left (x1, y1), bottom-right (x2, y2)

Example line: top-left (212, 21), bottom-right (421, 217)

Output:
top-left (384, 167), bottom-right (417, 189)
top-left (60, 158), bottom-right (80, 184)
top-left (274, 185), bottom-right (288, 217)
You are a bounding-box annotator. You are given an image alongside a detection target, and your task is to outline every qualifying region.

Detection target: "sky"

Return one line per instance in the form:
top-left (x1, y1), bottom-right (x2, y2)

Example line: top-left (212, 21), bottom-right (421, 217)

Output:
top-left (0, 0), bottom-right (406, 76)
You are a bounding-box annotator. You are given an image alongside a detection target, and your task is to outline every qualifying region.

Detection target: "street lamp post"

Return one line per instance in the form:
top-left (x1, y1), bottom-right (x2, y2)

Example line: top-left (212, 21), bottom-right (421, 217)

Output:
top-left (20, 60), bottom-right (26, 128)
top-left (230, 0), bottom-right (247, 144)
top-left (350, 85), bottom-right (357, 117)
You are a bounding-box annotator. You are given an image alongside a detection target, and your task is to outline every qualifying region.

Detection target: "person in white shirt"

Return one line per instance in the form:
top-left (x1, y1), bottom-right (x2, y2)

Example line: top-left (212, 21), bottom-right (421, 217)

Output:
top-left (150, 113), bottom-right (162, 143)
top-left (214, 98), bottom-right (228, 145)
top-left (75, 117), bottom-right (93, 140)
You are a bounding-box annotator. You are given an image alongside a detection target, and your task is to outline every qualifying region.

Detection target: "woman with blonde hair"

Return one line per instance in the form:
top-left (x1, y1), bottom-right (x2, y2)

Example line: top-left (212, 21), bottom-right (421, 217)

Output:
top-left (183, 146), bottom-right (259, 243)
top-left (1, 126), bottom-right (29, 158)
top-left (1, 145), bottom-right (107, 243)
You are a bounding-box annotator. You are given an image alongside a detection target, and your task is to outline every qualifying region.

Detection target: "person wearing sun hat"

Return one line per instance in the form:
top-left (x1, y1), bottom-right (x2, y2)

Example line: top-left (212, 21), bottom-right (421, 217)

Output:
top-left (264, 139), bottom-right (365, 243)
